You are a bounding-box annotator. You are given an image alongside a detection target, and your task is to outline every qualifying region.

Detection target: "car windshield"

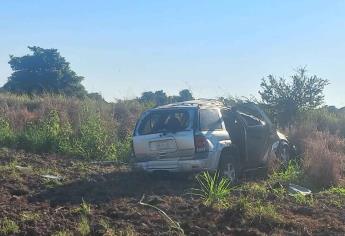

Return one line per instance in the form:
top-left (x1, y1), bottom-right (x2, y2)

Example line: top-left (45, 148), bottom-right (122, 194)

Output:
top-left (138, 110), bottom-right (191, 135)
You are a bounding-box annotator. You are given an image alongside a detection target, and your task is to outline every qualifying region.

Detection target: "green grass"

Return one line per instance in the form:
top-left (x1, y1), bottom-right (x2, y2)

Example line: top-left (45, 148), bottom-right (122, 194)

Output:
top-left (234, 196), bottom-right (282, 225)
top-left (192, 171), bottom-right (232, 208)
top-left (240, 182), bottom-right (268, 199)
top-left (328, 186), bottom-right (345, 196)
top-left (77, 216), bottom-right (91, 236)
top-left (269, 160), bottom-right (302, 184)
top-left (290, 193), bottom-right (314, 206)
top-left (0, 218), bottom-right (20, 235)
top-left (52, 230), bottom-right (73, 236)
top-left (73, 199), bottom-right (92, 216)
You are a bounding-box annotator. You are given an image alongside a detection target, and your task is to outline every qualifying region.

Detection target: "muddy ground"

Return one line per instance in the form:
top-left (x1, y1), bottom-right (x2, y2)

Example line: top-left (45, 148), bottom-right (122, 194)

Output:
top-left (0, 148), bottom-right (344, 236)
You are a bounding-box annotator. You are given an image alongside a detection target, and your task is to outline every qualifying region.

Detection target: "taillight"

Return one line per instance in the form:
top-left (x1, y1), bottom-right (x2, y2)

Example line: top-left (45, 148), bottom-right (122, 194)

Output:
top-left (194, 135), bottom-right (209, 153)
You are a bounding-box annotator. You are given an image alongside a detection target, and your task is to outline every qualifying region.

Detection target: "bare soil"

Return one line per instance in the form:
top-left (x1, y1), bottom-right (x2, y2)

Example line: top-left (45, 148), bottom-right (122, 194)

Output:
top-left (0, 148), bottom-right (344, 236)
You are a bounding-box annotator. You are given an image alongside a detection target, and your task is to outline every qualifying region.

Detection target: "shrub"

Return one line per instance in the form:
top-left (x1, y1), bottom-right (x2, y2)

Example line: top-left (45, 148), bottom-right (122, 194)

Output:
top-left (192, 172), bottom-right (231, 208)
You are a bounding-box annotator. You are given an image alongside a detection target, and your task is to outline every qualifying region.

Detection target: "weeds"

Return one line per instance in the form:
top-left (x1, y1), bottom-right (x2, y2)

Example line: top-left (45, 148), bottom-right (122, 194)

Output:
top-left (328, 186), bottom-right (345, 196)
top-left (20, 211), bottom-right (41, 222)
top-left (290, 193), bottom-right (314, 206)
top-left (52, 230), bottom-right (73, 236)
top-left (234, 196), bottom-right (281, 225)
top-left (240, 182), bottom-right (268, 199)
top-left (79, 199), bottom-right (92, 215)
top-left (269, 160), bottom-right (301, 185)
top-left (0, 218), bottom-right (20, 235)
top-left (77, 216), bottom-right (91, 236)
top-left (192, 171), bottom-right (231, 208)
top-left (73, 199), bottom-right (92, 216)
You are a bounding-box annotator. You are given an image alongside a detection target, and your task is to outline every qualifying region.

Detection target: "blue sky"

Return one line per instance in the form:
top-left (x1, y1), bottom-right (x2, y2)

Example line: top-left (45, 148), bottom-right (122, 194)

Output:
top-left (1, 1), bottom-right (344, 106)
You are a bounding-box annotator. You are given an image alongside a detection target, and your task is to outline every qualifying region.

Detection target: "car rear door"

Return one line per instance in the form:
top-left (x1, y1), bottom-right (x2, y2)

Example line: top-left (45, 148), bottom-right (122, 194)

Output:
top-left (133, 108), bottom-right (196, 161)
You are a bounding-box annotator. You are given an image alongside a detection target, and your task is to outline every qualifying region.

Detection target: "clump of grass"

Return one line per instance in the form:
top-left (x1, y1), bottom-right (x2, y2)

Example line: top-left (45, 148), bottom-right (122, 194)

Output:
top-left (269, 160), bottom-right (302, 185)
top-left (77, 216), bottom-right (91, 236)
top-left (240, 182), bottom-right (268, 199)
top-left (290, 193), bottom-right (314, 206)
top-left (52, 230), bottom-right (73, 236)
top-left (192, 171), bottom-right (231, 208)
top-left (98, 219), bottom-right (115, 235)
top-left (234, 196), bottom-right (281, 225)
top-left (74, 199), bottom-right (92, 216)
top-left (0, 218), bottom-right (20, 235)
top-left (321, 186), bottom-right (345, 207)
top-left (20, 211), bottom-right (41, 222)
top-left (328, 186), bottom-right (345, 196)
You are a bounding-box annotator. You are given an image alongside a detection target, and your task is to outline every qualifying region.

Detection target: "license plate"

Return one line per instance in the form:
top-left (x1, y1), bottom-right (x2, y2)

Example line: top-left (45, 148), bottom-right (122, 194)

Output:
top-left (150, 139), bottom-right (176, 151)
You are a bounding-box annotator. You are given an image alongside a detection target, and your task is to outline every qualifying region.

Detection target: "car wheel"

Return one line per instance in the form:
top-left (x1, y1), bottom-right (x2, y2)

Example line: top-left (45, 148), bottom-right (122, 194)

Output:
top-left (277, 142), bottom-right (290, 164)
top-left (218, 153), bottom-right (239, 183)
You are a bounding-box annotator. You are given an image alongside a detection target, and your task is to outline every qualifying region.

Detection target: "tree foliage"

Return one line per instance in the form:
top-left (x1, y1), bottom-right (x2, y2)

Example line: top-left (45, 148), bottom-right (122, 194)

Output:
top-left (139, 89), bottom-right (193, 106)
top-left (259, 68), bottom-right (329, 127)
top-left (3, 46), bottom-right (86, 97)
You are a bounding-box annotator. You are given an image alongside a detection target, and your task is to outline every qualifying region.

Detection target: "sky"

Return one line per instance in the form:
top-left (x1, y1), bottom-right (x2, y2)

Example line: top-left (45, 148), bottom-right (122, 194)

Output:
top-left (0, 1), bottom-right (345, 106)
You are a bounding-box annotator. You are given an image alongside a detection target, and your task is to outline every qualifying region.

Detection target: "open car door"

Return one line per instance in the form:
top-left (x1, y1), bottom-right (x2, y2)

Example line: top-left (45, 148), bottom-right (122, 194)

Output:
top-left (234, 103), bottom-right (273, 168)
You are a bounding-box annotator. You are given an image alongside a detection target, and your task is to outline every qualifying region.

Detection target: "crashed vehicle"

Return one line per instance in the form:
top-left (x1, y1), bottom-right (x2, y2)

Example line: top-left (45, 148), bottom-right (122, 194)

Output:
top-left (132, 99), bottom-right (291, 182)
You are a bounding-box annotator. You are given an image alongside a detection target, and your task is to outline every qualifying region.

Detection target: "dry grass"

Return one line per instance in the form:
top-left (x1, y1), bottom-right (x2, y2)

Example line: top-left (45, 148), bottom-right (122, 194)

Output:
top-left (289, 126), bottom-right (345, 189)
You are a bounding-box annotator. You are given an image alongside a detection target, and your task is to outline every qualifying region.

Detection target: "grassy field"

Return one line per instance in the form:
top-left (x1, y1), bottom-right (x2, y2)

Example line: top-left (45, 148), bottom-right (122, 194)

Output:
top-left (0, 93), bottom-right (345, 235)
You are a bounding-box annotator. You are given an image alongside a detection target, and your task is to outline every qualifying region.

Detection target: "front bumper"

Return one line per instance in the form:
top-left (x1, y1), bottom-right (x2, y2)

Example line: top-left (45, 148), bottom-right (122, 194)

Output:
top-left (133, 158), bottom-right (212, 172)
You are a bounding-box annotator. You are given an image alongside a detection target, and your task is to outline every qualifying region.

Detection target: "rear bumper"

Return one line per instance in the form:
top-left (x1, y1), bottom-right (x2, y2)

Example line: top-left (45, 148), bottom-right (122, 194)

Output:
top-left (133, 158), bottom-right (212, 172)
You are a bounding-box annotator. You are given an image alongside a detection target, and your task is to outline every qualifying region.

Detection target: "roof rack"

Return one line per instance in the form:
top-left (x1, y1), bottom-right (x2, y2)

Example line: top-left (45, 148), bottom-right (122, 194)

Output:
top-left (156, 99), bottom-right (225, 109)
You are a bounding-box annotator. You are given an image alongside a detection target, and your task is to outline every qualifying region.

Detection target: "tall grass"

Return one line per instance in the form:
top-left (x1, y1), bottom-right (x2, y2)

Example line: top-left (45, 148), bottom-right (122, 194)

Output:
top-left (0, 93), bottom-right (147, 161)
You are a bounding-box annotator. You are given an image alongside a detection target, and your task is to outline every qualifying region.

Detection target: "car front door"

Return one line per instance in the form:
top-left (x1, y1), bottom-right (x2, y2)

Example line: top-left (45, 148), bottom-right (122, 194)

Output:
top-left (238, 112), bottom-right (271, 168)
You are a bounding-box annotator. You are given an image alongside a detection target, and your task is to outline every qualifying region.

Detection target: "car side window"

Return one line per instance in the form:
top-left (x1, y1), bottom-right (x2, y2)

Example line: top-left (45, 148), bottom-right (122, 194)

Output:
top-left (240, 113), bottom-right (262, 127)
top-left (199, 109), bottom-right (222, 131)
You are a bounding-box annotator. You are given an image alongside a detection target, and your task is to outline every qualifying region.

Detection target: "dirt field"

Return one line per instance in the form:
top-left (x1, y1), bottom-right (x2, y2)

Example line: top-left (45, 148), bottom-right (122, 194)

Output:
top-left (0, 148), bottom-right (344, 236)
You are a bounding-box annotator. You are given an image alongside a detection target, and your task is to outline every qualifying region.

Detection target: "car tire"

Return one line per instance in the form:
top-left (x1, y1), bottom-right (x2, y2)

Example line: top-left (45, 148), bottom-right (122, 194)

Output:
top-left (277, 141), bottom-right (290, 165)
top-left (218, 150), bottom-right (240, 184)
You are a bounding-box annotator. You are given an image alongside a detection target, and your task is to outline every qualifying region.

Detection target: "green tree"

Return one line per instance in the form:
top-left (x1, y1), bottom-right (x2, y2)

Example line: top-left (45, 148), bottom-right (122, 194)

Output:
top-left (178, 89), bottom-right (193, 102)
top-left (259, 68), bottom-right (329, 128)
top-left (3, 46), bottom-right (86, 97)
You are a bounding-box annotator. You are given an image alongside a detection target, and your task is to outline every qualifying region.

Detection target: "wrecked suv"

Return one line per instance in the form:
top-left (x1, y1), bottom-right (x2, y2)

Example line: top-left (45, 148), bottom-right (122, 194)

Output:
top-left (132, 99), bottom-right (291, 182)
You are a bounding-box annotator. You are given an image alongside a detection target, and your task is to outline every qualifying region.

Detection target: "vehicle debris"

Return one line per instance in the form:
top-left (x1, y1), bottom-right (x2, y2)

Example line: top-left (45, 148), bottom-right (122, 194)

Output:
top-left (41, 174), bottom-right (63, 180)
top-left (288, 184), bottom-right (312, 196)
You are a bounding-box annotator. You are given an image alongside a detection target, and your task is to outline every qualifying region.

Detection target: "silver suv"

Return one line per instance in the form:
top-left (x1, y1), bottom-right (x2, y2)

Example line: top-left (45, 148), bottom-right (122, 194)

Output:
top-left (132, 99), bottom-right (291, 181)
